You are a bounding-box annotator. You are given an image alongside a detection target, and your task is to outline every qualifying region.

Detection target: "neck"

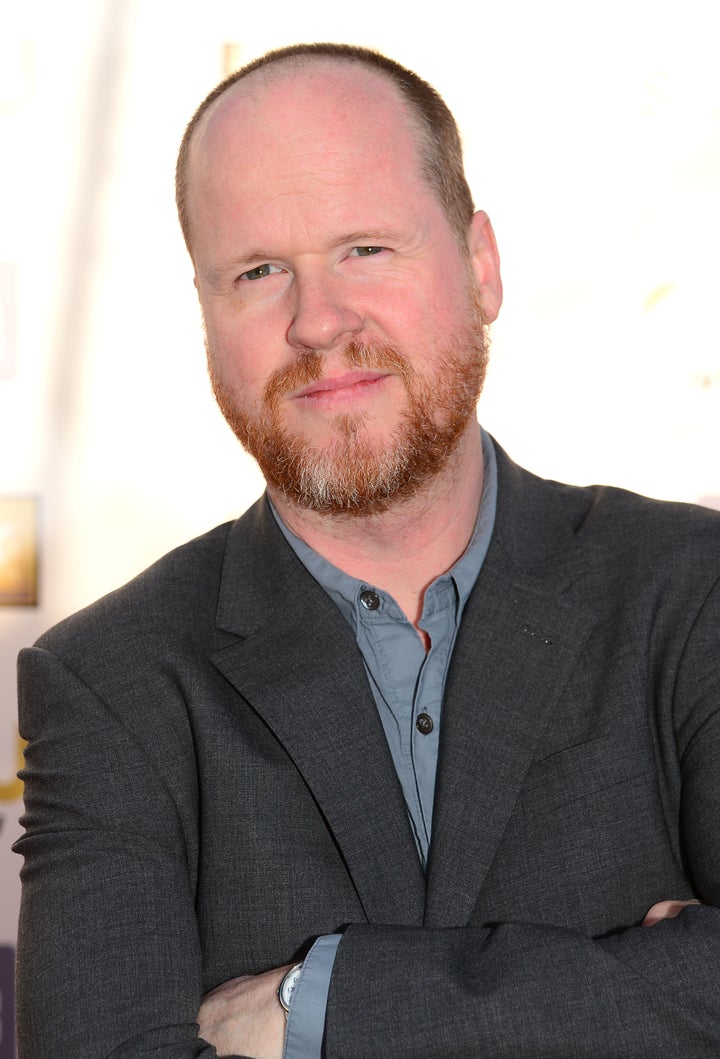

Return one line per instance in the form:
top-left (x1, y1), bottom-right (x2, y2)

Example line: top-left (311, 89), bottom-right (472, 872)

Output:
top-left (267, 420), bottom-right (484, 627)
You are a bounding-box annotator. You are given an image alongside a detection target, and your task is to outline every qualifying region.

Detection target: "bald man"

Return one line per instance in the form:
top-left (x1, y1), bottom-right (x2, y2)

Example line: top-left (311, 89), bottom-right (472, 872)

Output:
top-left (16, 44), bottom-right (720, 1059)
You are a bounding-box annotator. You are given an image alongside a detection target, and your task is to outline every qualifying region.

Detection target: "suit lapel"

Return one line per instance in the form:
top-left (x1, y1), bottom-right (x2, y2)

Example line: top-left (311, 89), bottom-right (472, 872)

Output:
top-left (210, 500), bottom-right (426, 926)
top-left (424, 443), bottom-right (598, 926)
top-left (210, 442), bottom-right (605, 931)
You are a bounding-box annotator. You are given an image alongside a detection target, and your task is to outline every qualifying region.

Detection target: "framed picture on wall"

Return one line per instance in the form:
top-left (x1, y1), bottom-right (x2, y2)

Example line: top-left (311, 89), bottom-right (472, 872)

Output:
top-left (0, 497), bottom-right (38, 606)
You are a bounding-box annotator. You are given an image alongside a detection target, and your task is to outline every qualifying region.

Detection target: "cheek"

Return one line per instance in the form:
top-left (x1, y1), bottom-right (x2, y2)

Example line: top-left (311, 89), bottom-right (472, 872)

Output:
top-left (202, 307), bottom-right (280, 394)
top-left (210, 354), bottom-right (272, 413)
top-left (382, 266), bottom-right (470, 340)
top-left (202, 304), bottom-right (266, 374)
top-left (421, 269), bottom-right (472, 326)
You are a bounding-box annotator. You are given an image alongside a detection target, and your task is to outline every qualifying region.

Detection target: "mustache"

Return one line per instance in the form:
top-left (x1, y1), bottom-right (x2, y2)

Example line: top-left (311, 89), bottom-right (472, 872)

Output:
top-left (264, 340), bottom-right (413, 408)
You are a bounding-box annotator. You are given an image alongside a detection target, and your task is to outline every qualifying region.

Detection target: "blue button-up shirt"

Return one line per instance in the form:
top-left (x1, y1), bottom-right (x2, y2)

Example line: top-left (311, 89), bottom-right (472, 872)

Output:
top-left (274, 427), bottom-right (498, 1057)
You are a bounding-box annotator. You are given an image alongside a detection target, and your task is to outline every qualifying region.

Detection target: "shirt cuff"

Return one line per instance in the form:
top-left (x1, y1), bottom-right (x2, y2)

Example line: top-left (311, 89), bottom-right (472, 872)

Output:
top-left (282, 934), bottom-right (343, 1059)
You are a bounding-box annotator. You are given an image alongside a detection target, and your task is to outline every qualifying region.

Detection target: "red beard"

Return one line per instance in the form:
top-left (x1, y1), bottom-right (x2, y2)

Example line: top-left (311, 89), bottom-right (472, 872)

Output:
top-left (209, 315), bottom-right (489, 517)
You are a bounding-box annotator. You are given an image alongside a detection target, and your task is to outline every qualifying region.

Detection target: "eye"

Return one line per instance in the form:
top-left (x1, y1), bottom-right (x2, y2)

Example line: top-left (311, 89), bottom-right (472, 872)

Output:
top-left (350, 246), bottom-right (385, 258)
top-left (238, 263), bottom-right (283, 282)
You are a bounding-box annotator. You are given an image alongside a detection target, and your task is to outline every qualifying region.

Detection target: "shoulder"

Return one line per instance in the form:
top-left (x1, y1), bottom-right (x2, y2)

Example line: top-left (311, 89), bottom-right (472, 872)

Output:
top-left (493, 438), bottom-right (720, 569)
top-left (32, 499), bottom-right (273, 669)
top-left (554, 481), bottom-right (720, 589)
top-left (557, 477), bottom-right (719, 548)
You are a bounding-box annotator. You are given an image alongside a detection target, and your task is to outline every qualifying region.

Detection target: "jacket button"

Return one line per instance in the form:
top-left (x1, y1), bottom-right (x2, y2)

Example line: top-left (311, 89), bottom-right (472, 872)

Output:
top-left (360, 590), bottom-right (381, 611)
top-left (416, 713), bottom-right (434, 735)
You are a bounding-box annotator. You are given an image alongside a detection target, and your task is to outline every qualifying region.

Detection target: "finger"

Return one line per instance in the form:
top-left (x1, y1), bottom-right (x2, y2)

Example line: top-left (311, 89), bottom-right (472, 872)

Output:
top-left (642, 899), bottom-right (701, 927)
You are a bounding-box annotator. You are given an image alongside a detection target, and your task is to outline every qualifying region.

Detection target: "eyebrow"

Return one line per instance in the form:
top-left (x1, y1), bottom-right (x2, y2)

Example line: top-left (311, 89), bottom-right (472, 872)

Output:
top-left (329, 228), bottom-right (402, 248)
top-left (209, 229), bottom-right (403, 278)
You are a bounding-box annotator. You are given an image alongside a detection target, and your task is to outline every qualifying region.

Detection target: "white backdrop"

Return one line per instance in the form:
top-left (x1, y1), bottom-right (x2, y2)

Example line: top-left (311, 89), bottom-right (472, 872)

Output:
top-left (1, 1), bottom-right (719, 1052)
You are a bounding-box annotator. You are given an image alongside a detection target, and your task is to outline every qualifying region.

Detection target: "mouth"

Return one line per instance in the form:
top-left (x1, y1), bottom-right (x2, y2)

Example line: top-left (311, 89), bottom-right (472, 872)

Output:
top-left (294, 370), bottom-right (391, 403)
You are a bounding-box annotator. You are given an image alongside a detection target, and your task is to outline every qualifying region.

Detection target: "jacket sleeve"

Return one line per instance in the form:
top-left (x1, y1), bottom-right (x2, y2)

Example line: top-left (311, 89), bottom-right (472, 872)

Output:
top-left (326, 905), bottom-right (720, 1056)
top-left (14, 647), bottom-right (247, 1059)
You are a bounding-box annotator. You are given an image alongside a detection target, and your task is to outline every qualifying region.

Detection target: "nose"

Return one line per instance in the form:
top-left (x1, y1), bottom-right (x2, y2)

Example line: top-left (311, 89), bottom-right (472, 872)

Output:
top-left (286, 273), bottom-right (363, 352)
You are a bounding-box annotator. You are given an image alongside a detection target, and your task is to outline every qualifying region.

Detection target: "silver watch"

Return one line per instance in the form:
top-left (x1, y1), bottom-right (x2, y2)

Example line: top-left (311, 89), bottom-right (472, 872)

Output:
top-left (277, 962), bottom-right (304, 1018)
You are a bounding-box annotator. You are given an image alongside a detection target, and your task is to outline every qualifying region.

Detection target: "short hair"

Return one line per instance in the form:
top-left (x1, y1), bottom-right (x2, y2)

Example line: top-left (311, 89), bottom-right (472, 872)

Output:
top-left (175, 42), bottom-right (475, 252)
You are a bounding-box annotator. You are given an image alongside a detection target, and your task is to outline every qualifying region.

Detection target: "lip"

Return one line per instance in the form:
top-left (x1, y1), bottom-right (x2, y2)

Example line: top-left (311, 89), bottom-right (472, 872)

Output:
top-left (294, 370), bottom-right (391, 401)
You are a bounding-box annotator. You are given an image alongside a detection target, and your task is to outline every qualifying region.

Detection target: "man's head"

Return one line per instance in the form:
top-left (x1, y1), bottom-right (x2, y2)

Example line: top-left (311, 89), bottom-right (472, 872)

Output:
top-left (176, 43), bottom-right (475, 255)
top-left (177, 45), bottom-right (502, 517)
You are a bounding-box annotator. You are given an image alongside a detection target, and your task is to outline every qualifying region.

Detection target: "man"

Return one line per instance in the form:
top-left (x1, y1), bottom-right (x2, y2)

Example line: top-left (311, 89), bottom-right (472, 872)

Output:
top-left (14, 43), bottom-right (720, 1059)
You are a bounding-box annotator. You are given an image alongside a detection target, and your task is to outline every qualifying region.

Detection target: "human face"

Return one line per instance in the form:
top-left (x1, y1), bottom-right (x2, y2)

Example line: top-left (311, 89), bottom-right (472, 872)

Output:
top-left (188, 64), bottom-right (501, 515)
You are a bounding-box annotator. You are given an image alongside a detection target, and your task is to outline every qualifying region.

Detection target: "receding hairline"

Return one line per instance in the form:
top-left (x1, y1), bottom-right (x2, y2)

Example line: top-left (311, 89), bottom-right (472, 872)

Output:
top-left (200, 49), bottom-right (409, 114)
top-left (176, 43), bottom-right (475, 252)
top-left (189, 52), bottom-right (419, 170)
top-left (183, 44), bottom-right (436, 147)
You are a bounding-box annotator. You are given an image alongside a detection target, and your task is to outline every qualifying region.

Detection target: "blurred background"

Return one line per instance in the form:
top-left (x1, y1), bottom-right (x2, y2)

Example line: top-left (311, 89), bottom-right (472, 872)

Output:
top-left (0, 1), bottom-right (718, 1051)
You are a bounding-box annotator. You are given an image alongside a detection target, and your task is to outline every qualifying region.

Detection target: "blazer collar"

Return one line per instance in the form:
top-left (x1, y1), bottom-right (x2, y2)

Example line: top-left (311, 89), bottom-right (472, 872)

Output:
top-left (210, 498), bottom-right (426, 926)
top-left (210, 441), bottom-right (602, 929)
top-left (424, 440), bottom-right (599, 925)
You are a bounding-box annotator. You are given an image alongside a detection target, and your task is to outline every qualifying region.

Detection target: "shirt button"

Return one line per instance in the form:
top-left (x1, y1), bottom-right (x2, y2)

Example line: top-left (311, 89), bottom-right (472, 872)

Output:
top-left (416, 713), bottom-right (434, 735)
top-left (360, 590), bottom-right (381, 611)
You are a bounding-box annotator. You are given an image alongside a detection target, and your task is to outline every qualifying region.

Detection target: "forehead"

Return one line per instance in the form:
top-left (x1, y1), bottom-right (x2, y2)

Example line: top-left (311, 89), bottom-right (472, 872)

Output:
top-left (196, 59), bottom-right (418, 156)
top-left (186, 62), bottom-right (428, 229)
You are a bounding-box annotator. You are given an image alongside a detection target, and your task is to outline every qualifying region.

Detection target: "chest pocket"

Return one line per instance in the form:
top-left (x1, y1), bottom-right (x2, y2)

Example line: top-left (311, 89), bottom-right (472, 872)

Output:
top-left (521, 730), bottom-right (657, 815)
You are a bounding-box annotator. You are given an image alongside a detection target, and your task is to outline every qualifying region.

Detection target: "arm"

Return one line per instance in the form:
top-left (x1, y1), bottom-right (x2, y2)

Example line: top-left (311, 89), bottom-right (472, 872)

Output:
top-left (14, 648), bottom-right (242, 1059)
top-left (16, 645), bottom-right (339, 1059)
top-left (198, 936), bottom-right (342, 1059)
top-left (320, 576), bottom-right (720, 1057)
top-left (196, 900), bottom-right (704, 1058)
top-left (324, 904), bottom-right (720, 1057)
top-left (16, 569), bottom-right (719, 1057)
top-left (197, 966), bottom-right (288, 1059)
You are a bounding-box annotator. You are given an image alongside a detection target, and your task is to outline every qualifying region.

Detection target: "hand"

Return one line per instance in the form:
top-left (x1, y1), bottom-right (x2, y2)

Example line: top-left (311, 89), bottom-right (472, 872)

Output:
top-left (642, 899), bottom-right (701, 927)
top-left (197, 963), bottom-right (291, 1059)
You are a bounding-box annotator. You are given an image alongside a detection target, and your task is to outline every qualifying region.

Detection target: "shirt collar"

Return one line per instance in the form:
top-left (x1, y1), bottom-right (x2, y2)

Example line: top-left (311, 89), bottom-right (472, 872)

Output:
top-left (270, 424), bottom-right (498, 626)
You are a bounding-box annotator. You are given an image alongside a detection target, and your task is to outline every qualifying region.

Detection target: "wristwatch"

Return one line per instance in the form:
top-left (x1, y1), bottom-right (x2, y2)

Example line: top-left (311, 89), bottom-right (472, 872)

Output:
top-left (277, 962), bottom-right (304, 1018)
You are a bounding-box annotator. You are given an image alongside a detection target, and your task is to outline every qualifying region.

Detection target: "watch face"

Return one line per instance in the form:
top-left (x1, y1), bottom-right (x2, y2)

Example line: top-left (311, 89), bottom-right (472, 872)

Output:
top-left (280, 963), bottom-right (303, 1012)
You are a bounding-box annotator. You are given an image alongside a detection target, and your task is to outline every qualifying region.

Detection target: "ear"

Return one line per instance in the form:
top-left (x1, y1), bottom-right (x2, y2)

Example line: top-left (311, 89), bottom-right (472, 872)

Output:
top-left (466, 211), bottom-right (503, 323)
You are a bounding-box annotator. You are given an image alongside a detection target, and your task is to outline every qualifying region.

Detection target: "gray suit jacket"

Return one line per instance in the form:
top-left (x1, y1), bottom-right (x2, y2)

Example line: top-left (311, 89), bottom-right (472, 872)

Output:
top-left (15, 441), bottom-right (720, 1057)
